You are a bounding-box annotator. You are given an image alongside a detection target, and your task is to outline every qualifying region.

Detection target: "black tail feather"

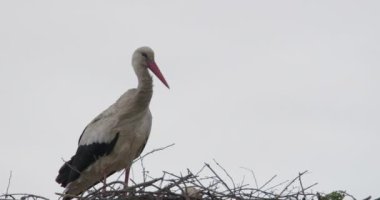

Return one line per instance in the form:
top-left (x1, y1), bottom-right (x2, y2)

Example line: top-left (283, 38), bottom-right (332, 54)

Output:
top-left (56, 157), bottom-right (74, 187)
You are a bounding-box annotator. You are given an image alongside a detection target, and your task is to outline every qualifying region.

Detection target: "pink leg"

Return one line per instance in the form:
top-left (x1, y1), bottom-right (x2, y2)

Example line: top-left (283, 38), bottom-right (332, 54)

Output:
top-left (102, 174), bottom-right (107, 192)
top-left (102, 176), bottom-right (107, 185)
top-left (124, 167), bottom-right (130, 197)
top-left (100, 173), bottom-right (107, 198)
top-left (124, 167), bottom-right (130, 188)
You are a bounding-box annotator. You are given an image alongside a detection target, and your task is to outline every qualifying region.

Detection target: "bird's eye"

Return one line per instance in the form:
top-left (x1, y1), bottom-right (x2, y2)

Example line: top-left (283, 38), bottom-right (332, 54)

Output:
top-left (141, 53), bottom-right (148, 59)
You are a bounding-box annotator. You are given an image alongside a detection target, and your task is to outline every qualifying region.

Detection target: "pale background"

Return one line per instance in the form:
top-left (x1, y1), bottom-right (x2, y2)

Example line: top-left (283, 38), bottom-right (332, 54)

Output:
top-left (0, 1), bottom-right (379, 199)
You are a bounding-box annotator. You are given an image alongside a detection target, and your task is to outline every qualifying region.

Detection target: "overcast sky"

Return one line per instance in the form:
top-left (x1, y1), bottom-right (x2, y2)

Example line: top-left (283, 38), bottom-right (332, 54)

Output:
top-left (0, 1), bottom-right (379, 199)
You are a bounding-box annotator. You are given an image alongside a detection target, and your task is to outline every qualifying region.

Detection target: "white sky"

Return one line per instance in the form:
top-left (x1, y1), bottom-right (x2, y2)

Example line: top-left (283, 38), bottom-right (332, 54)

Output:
top-left (0, 1), bottom-right (379, 199)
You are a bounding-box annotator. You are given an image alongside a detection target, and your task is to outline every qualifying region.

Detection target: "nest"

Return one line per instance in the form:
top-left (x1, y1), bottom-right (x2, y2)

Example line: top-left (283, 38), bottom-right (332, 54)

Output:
top-left (1, 145), bottom-right (373, 200)
top-left (54, 162), bottom-right (359, 200)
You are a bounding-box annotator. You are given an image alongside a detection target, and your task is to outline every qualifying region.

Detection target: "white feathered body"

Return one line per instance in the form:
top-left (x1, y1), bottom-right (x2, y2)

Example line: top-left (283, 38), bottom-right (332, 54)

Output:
top-left (65, 89), bottom-right (152, 195)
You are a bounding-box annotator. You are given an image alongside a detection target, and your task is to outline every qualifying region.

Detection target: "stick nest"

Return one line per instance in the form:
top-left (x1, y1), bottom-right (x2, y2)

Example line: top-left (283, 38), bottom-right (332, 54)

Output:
top-left (58, 162), bottom-right (358, 200)
top-left (1, 144), bottom-right (373, 200)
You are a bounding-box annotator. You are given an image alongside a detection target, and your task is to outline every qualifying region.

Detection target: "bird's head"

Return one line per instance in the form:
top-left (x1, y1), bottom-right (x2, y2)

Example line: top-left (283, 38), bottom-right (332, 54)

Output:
top-left (132, 46), bottom-right (169, 89)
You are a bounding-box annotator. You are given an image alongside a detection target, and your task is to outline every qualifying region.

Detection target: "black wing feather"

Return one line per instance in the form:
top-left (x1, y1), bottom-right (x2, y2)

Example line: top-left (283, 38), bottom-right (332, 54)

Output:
top-left (56, 132), bottom-right (119, 187)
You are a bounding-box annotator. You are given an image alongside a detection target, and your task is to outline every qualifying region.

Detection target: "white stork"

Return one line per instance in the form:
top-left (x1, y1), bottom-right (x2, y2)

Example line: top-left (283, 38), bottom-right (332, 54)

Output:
top-left (56, 46), bottom-right (169, 199)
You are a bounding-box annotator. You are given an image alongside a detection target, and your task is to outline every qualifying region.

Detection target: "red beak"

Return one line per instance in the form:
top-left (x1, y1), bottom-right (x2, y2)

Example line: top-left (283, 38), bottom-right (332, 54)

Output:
top-left (147, 61), bottom-right (170, 89)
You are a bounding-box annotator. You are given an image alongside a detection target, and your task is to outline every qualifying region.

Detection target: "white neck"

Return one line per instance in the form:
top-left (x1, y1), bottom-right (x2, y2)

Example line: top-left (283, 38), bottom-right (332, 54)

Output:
top-left (133, 64), bottom-right (153, 108)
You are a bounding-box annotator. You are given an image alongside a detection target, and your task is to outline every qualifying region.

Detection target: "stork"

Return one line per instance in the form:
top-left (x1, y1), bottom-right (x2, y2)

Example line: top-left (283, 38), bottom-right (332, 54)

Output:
top-left (56, 46), bottom-right (169, 199)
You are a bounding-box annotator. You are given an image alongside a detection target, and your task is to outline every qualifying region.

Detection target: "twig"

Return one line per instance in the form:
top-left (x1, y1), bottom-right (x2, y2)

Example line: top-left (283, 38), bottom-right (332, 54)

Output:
top-left (259, 174), bottom-right (277, 191)
top-left (140, 156), bottom-right (147, 183)
top-left (303, 182), bottom-right (318, 191)
top-left (204, 162), bottom-right (234, 195)
top-left (117, 143), bottom-right (175, 181)
top-left (2, 193), bottom-right (49, 200)
top-left (5, 171), bottom-right (12, 196)
top-left (213, 159), bottom-right (236, 190)
top-left (298, 172), bottom-right (306, 199)
top-left (265, 179), bottom-right (289, 192)
top-left (55, 192), bottom-right (82, 200)
top-left (278, 170), bottom-right (308, 197)
top-left (134, 143), bottom-right (175, 163)
top-left (240, 166), bottom-right (259, 189)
